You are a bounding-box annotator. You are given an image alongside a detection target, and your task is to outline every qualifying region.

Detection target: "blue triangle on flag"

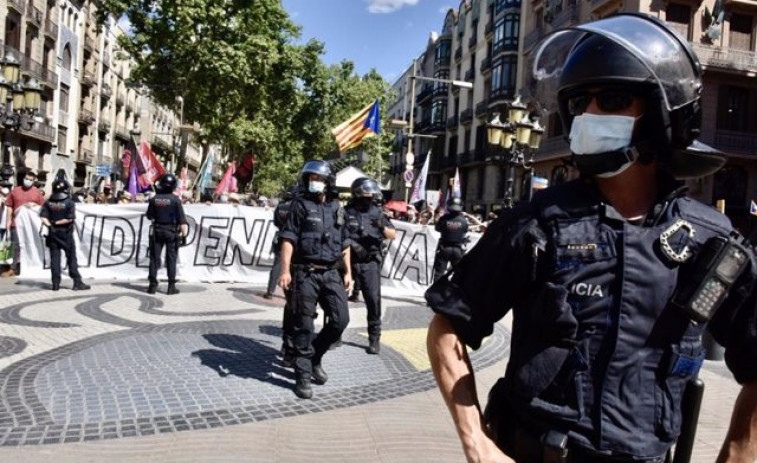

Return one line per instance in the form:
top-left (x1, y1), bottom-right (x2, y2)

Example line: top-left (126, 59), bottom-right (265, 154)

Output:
top-left (751, 200), bottom-right (757, 216)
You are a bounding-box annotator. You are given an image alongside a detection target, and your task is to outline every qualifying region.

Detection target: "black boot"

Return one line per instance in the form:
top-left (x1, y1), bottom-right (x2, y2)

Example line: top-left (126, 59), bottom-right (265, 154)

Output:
top-left (329, 337), bottom-right (343, 350)
top-left (294, 375), bottom-right (313, 399)
top-left (312, 364), bottom-right (328, 385)
top-left (167, 284), bottom-right (180, 295)
top-left (52, 281), bottom-right (60, 291)
top-left (367, 338), bottom-right (380, 355)
top-left (72, 280), bottom-right (90, 291)
top-left (147, 282), bottom-right (157, 294)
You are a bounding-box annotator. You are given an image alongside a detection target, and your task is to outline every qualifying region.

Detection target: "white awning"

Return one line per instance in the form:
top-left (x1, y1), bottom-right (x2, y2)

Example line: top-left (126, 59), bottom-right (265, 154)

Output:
top-left (335, 166), bottom-right (369, 189)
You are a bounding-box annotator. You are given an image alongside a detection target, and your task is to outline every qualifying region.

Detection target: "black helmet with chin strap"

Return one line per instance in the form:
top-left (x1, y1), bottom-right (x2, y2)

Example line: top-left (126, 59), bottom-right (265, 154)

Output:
top-left (156, 173), bottom-right (178, 193)
top-left (351, 177), bottom-right (381, 199)
top-left (531, 13), bottom-right (724, 179)
top-left (51, 179), bottom-right (71, 201)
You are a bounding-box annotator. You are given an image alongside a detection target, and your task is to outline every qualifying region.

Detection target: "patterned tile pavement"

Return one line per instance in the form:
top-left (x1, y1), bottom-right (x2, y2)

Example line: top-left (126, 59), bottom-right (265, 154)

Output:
top-left (0, 277), bottom-right (746, 462)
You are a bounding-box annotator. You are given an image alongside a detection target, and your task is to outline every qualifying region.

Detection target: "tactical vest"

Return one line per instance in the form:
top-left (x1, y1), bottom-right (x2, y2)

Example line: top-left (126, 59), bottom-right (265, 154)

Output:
top-left (43, 200), bottom-right (74, 233)
top-left (274, 201), bottom-right (291, 229)
top-left (345, 204), bottom-right (384, 255)
top-left (150, 194), bottom-right (181, 225)
top-left (292, 197), bottom-right (345, 265)
top-left (502, 180), bottom-right (734, 458)
top-left (437, 213), bottom-right (468, 245)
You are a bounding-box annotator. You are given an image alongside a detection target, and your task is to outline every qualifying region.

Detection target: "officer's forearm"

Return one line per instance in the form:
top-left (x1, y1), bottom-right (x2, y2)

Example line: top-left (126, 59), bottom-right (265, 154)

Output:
top-left (342, 247), bottom-right (351, 275)
top-left (383, 228), bottom-right (397, 240)
top-left (427, 314), bottom-right (490, 457)
top-left (717, 381), bottom-right (757, 463)
top-left (280, 241), bottom-right (293, 274)
top-left (41, 218), bottom-right (51, 227)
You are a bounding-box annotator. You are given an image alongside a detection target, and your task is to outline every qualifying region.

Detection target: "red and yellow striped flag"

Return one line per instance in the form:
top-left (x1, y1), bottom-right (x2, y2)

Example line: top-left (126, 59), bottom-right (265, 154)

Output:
top-left (331, 100), bottom-right (381, 152)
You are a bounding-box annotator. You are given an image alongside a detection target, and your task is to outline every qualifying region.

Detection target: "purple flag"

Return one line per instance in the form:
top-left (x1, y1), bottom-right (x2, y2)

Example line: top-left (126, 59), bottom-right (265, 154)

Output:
top-left (128, 155), bottom-right (139, 201)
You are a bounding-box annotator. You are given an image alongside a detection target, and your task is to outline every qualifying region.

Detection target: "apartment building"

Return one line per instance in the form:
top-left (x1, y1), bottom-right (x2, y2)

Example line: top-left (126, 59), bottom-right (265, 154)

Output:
top-left (390, 0), bottom-right (757, 229)
top-left (1, 0), bottom-right (202, 194)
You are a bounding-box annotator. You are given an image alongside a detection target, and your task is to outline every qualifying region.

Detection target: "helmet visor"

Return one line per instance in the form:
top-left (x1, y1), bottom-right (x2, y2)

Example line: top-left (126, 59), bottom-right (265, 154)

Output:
top-left (530, 14), bottom-right (701, 114)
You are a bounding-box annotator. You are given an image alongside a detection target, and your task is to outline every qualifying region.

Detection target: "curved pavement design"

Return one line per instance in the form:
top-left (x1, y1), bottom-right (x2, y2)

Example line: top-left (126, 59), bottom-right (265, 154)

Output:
top-left (0, 280), bottom-right (509, 447)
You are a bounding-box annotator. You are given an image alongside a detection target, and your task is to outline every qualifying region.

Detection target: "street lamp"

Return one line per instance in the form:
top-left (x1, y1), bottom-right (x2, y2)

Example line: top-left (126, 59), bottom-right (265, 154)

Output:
top-left (402, 59), bottom-right (473, 202)
top-left (486, 95), bottom-right (544, 208)
top-left (0, 53), bottom-right (43, 186)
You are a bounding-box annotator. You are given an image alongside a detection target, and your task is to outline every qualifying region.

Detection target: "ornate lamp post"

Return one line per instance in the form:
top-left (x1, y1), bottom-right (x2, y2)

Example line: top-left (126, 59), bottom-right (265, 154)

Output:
top-left (486, 96), bottom-right (544, 208)
top-left (0, 53), bottom-right (44, 186)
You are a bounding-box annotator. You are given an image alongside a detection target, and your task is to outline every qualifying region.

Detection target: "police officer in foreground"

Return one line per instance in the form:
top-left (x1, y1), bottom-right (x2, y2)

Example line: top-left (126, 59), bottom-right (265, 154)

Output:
top-left (432, 196), bottom-right (468, 282)
top-left (278, 160), bottom-right (352, 399)
top-left (39, 179), bottom-right (90, 291)
top-left (345, 177), bottom-right (396, 355)
top-left (146, 173), bottom-right (188, 295)
top-left (426, 14), bottom-right (757, 463)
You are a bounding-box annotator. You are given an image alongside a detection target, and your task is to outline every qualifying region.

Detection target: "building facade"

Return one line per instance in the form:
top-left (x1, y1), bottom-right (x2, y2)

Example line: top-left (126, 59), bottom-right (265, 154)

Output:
top-left (390, 0), bottom-right (757, 230)
top-left (1, 0), bottom-right (204, 194)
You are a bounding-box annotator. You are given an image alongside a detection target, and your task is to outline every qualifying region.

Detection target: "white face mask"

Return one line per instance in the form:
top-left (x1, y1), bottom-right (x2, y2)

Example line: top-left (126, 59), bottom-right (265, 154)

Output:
top-left (569, 113), bottom-right (637, 155)
top-left (308, 181), bottom-right (326, 194)
top-left (0, 187), bottom-right (8, 195)
top-left (22, 179), bottom-right (34, 188)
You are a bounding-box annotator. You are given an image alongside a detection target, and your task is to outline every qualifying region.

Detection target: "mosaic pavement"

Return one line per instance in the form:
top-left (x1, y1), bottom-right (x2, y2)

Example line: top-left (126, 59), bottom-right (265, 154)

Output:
top-left (0, 280), bottom-right (509, 447)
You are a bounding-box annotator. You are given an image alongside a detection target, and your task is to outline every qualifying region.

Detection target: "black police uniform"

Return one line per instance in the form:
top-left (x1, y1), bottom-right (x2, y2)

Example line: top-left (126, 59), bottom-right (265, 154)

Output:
top-left (345, 199), bottom-right (394, 346)
top-left (432, 211), bottom-right (468, 282)
top-left (40, 197), bottom-right (87, 290)
top-left (146, 193), bottom-right (187, 291)
top-left (426, 177), bottom-right (757, 462)
top-left (278, 193), bottom-right (349, 385)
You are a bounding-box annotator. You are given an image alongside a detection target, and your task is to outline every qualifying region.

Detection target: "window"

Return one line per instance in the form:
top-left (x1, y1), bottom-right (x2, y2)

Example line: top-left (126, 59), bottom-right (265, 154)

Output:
top-left (59, 85), bottom-right (69, 112)
top-left (493, 18), bottom-right (504, 54)
top-left (730, 13), bottom-right (753, 51)
top-left (713, 166), bottom-right (747, 208)
top-left (464, 129), bottom-right (471, 152)
top-left (491, 55), bottom-right (517, 96)
top-left (57, 128), bottom-right (66, 152)
top-left (431, 100), bottom-right (447, 125)
top-left (449, 135), bottom-right (459, 157)
top-left (436, 39), bottom-right (451, 65)
top-left (666, 3), bottom-right (691, 39)
top-left (503, 13), bottom-right (519, 50)
top-left (477, 167), bottom-right (486, 199)
top-left (62, 44), bottom-right (72, 71)
top-left (717, 85), bottom-right (750, 131)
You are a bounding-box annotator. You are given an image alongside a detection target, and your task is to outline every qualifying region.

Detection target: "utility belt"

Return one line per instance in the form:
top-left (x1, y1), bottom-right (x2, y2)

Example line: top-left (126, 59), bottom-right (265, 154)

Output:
top-left (510, 427), bottom-right (666, 463)
top-left (154, 222), bottom-right (179, 230)
top-left (292, 262), bottom-right (341, 273)
top-left (439, 241), bottom-right (463, 248)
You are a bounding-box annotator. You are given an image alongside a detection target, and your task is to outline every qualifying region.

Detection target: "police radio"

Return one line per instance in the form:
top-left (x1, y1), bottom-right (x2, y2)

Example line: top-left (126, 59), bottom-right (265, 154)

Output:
top-left (672, 236), bottom-right (750, 323)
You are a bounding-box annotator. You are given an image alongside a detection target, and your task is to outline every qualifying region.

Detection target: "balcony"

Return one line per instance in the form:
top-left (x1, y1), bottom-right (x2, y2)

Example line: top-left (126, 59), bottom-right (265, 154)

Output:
top-left (41, 67), bottom-right (58, 89)
top-left (116, 95), bottom-right (125, 107)
top-left (714, 129), bottom-right (757, 153)
top-left (454, 46), bottom-right (463, 62)
top-left (44, 18), bottom-right (58, 40)
top-left (115, 124), bottom-right (130, 141)
top-left (442, 153), bottom-right (462, 168)
top-left (20, 122), bottom-right (55, 143)
top-left (98, 119), bottom-right (111, 133)
top-left (78, 148), bottom-right (94, 165)
top-left (551, 4), bottom-right (578, 29)
top-left (78, 108), bottom-right (95, 125)
top-left (460, 108), bottom-right (473, 125)
top-left (416, 84), bottom-right (433, 104)
top-left (691, 43), bottom-right (757, 74)
top-left (464, 68), bottom-right (475, 82)
top-left (7, 0), bottom-right (24, 14)
top-left (81, 70), bottom-right (96, 87)
top-left (480, 55), bottom-right (492, 73)
top-left (432, 85), bottom-right (449, 98)
top-left (84, 36), bottom-right (95, 54)
top-left (21, 56), bottom-right (43, 79)
top-left (475, 100), bottom-right (490, 118)
top-left (485, 20), bottom-right (494, 39)
top-left (102, 51), bottom-right (111, 67)
top-left (468, 34), bottom-right (478, 50)
top-left (489, 87), bottom-right (513, 106)
top-left (26, 6), bottom-right (43, 29)
top-left (446, 115), bottom-right (459, 129)
top-left (101, 83), bottom-right (112, 100)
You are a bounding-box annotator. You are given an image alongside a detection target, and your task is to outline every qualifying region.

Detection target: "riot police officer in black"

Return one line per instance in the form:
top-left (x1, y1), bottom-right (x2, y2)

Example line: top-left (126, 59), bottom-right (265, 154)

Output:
top-left (426, 14), bottom-right (757, 463)
top-left (146, 174), bottom-right (188, 295)
top-left (432, 196), bottom-right (468, 283)
top-left (278, 160), bottom-right (352, 399)
top-left (40, 179), bottom-right (90, 291)
top-left (345, 177), bottom-right (396, 354)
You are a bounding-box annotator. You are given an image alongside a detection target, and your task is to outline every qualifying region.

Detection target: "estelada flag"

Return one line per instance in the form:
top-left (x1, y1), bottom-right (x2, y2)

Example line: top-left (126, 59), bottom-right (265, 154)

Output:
top-left (331, 99), bottom-right (381, 152)
top-left (750, 200), bottom-right (757, 216)
top-left (137, 140), bottom-right (166, 187)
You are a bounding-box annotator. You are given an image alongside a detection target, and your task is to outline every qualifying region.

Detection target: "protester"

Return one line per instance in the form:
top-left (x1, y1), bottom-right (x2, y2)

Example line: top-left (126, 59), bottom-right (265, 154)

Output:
top-left (3, 169), bottom-right (45, 277)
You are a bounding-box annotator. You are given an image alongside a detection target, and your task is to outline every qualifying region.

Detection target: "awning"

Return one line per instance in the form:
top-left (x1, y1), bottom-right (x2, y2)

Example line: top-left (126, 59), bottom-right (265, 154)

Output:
top-left (335, 166), bottom-right (369, 189)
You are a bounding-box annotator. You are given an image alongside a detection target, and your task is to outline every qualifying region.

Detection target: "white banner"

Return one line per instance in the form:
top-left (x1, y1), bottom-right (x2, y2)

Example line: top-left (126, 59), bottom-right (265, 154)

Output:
top-left (15, 206), bottom-right (481, 295)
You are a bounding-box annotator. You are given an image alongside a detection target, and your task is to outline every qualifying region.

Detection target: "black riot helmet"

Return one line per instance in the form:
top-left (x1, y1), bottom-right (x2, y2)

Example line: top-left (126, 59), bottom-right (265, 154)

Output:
top-left (298, 160), bottom-right (334, 193)
top-left (351, 177), bottom-right (381, 199)
top-left (156, 173), bottom-right (178, 194)
top-left (51, 178), bottom-right (71, 201)
top-left (447, 197), bottom-right (463, 213)
top-left (531, 13), bottom-right (724, 178)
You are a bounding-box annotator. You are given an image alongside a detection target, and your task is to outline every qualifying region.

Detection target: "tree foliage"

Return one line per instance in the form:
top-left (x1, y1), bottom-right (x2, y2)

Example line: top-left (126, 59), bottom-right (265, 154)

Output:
top-left (94, 0), bottom-right (395, 196)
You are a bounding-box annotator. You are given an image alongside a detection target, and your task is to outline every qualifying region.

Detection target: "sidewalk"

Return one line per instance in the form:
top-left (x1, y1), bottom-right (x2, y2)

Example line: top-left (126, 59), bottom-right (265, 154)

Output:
top-left (0, 277), bottom-right (741, 462)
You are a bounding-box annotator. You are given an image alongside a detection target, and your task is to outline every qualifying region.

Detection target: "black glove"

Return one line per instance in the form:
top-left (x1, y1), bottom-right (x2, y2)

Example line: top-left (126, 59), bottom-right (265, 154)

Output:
top-left (372, 217), bottom-right (385, 232)
top-left (351, 243), bottom-right (369, 261)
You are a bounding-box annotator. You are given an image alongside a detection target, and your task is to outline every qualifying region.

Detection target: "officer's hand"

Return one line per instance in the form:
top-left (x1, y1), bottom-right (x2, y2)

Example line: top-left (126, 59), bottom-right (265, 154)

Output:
top-left (343, 273), bottom-right (353, 292)
top-left (278, 271), bottom-right (292, 291)
top-left (463, 435), bottom-right (514, 463)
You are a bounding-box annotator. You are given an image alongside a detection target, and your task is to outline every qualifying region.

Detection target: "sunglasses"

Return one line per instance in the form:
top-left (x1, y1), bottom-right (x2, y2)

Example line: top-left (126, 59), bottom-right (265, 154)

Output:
top-left (567, 90), bottom-right (638, 116)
